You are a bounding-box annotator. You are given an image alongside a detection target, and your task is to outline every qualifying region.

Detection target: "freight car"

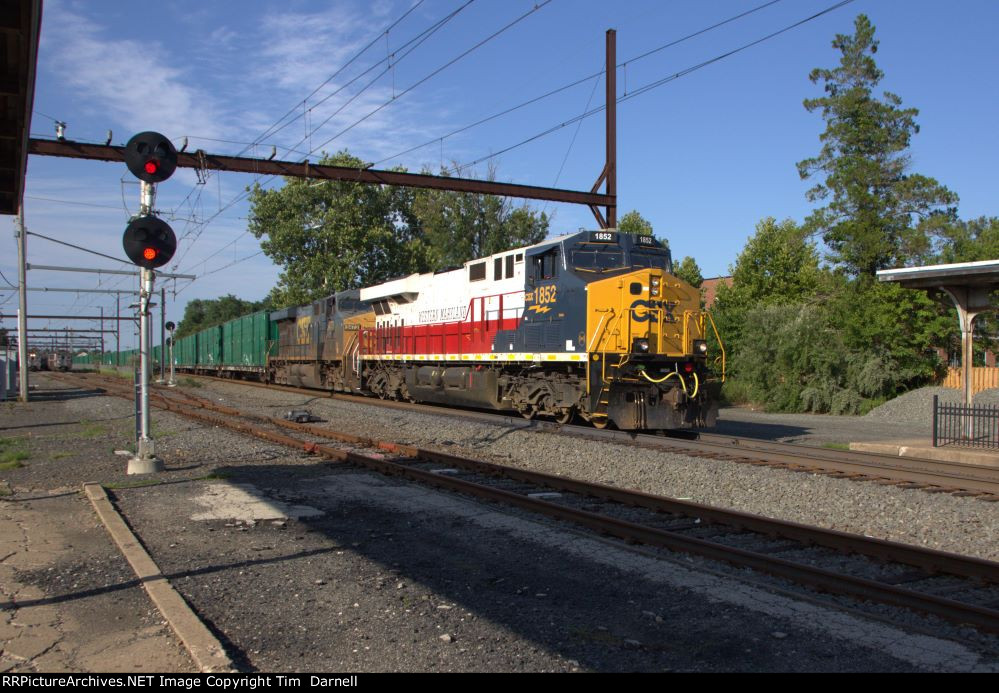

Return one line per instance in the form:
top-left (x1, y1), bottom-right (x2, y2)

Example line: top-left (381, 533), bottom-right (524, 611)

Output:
top-left (160, 229), bottom-right (723, 430)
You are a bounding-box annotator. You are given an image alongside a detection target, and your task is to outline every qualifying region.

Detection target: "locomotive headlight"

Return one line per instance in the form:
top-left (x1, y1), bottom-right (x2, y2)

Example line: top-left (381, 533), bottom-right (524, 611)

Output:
top-left (693, 340), bottom-right (708, 355)
top-left (634, 338), bottom-right (650, 353)
top-left (650, 276), bottom-right (661, 297)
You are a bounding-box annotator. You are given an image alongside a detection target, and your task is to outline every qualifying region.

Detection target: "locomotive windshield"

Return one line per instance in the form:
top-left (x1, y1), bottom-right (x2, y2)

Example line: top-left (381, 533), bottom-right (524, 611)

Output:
top-left (631, 247), bottom-right (672, 272)
top-left (567, 239), bottom-right (672, 276)
top-left (570, 243), bottom-right (626, 272)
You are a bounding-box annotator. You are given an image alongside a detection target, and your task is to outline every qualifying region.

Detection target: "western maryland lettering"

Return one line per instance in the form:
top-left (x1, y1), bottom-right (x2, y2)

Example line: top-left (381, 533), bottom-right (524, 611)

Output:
top-left (417, 304), bottom-right (469, 324)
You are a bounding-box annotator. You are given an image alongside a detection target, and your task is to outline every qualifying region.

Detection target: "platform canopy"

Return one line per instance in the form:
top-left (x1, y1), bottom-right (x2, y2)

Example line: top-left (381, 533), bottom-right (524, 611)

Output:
top-left (878, 259), bottom-right (999, 407)
top-left (0, 0), bottom-right (42, 215)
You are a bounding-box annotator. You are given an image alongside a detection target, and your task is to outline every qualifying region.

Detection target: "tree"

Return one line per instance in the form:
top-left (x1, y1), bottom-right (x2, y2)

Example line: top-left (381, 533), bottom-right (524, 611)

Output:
top-left (410, 164), bottom-right (549, 269)
top-left (249, 152), bottom-right (550, 306)
top-left (797, 14), bottom-right (957, 277)
top-left (618, 210), bottom-right (654, 236)
top-left (933, 216), bottom-right (999, 264)
top-left (248, 150), bottom-right (431, 308)
top-left (175, 294), bottom-right (271, 338)
top-left (673, 256), bottom-right (703, 288)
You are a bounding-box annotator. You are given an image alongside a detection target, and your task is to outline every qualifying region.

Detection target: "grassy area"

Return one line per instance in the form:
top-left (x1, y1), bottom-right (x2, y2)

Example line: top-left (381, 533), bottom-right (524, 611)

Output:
top-left (78, 421), bottom-right (108, 438)
top-left (822, 442), bottom-right (852, 451)
top-left (0, 437), bottom-right (29, 468)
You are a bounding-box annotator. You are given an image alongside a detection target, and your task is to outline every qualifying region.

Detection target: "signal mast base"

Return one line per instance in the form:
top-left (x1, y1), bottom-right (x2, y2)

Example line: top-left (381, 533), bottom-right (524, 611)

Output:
top-left (127, 437), bottom-right (163, 475)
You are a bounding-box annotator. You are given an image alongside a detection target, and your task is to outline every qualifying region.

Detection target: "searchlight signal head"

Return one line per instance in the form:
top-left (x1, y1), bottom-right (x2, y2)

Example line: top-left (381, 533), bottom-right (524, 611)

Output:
top-left (123, 215), bottom-right (176, 269)
top-left (125, 131), bottom-right (178, 183)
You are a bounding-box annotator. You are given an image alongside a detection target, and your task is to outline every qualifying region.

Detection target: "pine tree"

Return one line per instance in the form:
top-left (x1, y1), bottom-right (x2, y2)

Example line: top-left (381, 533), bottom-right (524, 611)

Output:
top-left (797, 14), bottom-right (957, 277)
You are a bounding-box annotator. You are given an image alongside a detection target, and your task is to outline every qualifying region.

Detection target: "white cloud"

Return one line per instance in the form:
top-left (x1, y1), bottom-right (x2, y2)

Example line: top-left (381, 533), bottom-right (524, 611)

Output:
top-left (40, 1), bottom-right (228, 141)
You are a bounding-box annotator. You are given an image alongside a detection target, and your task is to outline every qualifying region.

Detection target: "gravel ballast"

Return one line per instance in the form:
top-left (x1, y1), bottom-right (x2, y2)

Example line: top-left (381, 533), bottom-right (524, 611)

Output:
top-left (182, 378), bottom-right (999, 563)
top-left (5, 373), bottom-right (998, 672)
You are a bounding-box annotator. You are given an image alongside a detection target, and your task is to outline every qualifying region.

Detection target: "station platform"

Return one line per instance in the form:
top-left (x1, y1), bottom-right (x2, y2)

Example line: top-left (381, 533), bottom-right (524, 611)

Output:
top-left (849, 439), bottom-right (999, 468)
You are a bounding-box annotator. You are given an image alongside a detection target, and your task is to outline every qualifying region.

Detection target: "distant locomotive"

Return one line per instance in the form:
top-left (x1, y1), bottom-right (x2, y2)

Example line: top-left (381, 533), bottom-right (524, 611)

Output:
top-left (91, 230), bottom-right (723, 431)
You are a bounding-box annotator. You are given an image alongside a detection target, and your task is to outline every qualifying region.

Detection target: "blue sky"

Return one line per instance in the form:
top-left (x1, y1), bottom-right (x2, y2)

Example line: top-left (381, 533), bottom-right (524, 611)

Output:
top-left (3, 0), bottom-right (998, 349)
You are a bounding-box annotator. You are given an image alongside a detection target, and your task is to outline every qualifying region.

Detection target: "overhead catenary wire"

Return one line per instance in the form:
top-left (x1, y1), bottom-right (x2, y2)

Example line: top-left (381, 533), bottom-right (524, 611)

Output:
top-left (169, 2), bottom-right (477, 277)
top-left (372, 0), bottom-right (785, 169)
top-left (304, 0), bottom-right (554, 159)
top-left (274, 0), bottom-right (478, 163)
top-left (451, 0), bottom-right (855, 175)
top-left (238, 0), bottom-right (430, 157)
top-left (172, 0), bottom-right (535, 282)
top-left (26, 230), bottom-right (131, 265)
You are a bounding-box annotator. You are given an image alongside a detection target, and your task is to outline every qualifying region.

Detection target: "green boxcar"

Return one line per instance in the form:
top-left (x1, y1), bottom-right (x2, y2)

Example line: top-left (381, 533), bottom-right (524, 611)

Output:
top-left (197, 325), bottom-right (222, 368)
top-left (175, 333), bottom-right (197, 368)
top-left (222, 310), bottom-right (272, 369)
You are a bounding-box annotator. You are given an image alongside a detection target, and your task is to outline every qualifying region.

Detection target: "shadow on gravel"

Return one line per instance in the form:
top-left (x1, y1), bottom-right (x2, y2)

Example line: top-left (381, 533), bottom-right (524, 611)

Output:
top-left (22, 386), bottom-right (107, 402)
top-left (710, 419), bottom-right (811, 442)
top-left (139, 461), bottom-right (869, 673)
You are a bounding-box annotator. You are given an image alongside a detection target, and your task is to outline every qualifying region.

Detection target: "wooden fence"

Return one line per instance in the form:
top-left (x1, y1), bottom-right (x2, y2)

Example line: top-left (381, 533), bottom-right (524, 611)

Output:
top-left (942, 367), bottom-right (999, 394)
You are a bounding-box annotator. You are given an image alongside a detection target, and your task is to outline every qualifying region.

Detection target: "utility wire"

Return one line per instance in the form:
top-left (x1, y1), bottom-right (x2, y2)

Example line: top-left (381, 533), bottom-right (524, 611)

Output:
top-left (453, 0), bottom-right (855, 175)
top-left (26, 230), bottom-right (129, 265)
top-left (25, 195), bottom-right (126, 212)
top-left (276, 0), bottom-right (476, 162)
top-left (171, 2), bottom-right (474, 275)
top-left (239, 0), bottom-right (428, 156)
top-left (172, 0), bottom-right (500, 280)
top-left (305, 0), bottom-right (553, 159)
top-left (373, 0), bottom-right (784, 168)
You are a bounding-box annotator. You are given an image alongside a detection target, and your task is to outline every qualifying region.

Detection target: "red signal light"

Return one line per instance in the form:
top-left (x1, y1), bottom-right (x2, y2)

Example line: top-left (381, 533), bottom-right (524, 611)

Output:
top-left (144, 159), bottom-right (159, 175)
top-left (683, 362), bottom-right (694, 374)
top-left (143, 247), bottom-right (158, 261)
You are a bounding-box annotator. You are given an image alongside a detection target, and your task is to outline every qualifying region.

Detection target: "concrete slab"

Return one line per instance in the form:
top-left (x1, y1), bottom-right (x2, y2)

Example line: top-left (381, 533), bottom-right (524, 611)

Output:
top-left (850, 439), bottom-right (999, 468)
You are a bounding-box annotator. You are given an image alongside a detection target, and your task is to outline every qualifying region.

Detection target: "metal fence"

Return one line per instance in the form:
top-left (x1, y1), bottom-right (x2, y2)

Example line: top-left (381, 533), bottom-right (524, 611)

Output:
top-left (933, 395), bottom-right (999, 449)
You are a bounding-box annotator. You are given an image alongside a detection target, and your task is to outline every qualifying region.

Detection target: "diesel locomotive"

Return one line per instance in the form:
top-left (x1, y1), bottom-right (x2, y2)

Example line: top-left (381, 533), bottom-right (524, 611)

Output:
top-left (86, 229), bottom-right (723, 431)
top-left (269, 230), bottom-right (722, 430)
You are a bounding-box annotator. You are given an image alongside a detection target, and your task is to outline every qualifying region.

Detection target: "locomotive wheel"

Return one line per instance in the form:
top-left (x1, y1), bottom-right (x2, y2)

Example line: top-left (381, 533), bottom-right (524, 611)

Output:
top-left (554, 407), bottom-right (574, 425)
top-left (591, 417), bottom-right (609, 429)
top-left (518, 404), bottom-right (536, 420)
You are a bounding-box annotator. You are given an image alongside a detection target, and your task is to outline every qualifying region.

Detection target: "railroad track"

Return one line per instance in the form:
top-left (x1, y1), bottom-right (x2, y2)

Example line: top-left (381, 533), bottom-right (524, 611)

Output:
top-left (69, 371), bottom-right (999, 634)
top-left (149, 369), bottom-right (999, 501)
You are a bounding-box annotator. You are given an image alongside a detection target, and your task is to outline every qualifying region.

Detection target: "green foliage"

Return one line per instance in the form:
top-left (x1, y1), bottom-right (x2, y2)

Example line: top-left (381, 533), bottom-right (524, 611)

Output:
top-left (673, 256), bottom-right (703, 289)
top-left (249, 150), bottom-right (428, 308)
top-left (248, 152), bottom-right (548, 308)
top-left (932, 216), bottom-right (999, 264)
top-left (731, 303), bottom-right (909, 414)
top-left (797, 14), bottom-right (957, 277)
top-left (175, 294), bottom-right (270, 338)
top-left (411, 165), bottom-right (548, 269)
top-left (618, 210), bottom-right (654, 236)
top-left (711, 217), bottom-right (821, 358)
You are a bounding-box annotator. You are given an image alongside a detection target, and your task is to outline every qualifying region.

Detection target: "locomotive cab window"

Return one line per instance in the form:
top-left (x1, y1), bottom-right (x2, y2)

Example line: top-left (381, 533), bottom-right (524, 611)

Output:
top-left (469, 262), bottom-right (486, 282)
top-left (630, 248), bottom-right (672, 272)
top-left (494, 257), bottom-right (502, 280)
top-left (570, 243), bottom-right (625, 273)
top-left (531, 248), bottom-right (559, 281)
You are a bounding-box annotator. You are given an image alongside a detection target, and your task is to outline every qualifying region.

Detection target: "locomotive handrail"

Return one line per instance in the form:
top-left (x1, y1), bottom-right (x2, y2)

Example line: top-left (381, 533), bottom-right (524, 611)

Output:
top-left (704, 310), bottom-right (726, 383)
top-left (587, 310), bottom-right (613, 353)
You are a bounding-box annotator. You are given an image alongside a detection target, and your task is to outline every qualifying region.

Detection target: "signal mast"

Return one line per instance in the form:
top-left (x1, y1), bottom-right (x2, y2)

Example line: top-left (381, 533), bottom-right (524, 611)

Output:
top-left (122, 131), bottom-right (177, 474)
